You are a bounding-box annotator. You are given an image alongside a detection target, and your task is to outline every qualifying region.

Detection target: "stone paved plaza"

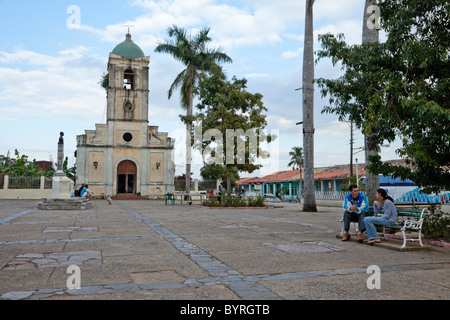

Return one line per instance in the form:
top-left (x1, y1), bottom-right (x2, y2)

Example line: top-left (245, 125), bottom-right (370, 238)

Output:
top-left (1, 199), bottom-right (449, 302)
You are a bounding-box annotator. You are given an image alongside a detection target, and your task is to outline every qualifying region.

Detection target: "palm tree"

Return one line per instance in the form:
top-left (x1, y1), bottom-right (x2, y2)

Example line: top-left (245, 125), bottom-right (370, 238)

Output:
top-left (302, 0), bottom-right (317, 211)
top-left (288, 147), bottom-right (304, 196)
top-left (155, 25), bottom-right (232, 193)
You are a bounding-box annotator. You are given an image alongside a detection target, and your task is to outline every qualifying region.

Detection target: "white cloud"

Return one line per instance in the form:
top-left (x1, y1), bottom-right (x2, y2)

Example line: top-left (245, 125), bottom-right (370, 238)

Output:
top-left (80, 0), bottom-right (306, 52)
top-left (267, 115), bottom-right (296, 130)
top-left (314, 0), bottom-right (362, 21)
top-left (316, 120), bottom-right (350, 137)
top-left (0, 47), bottom-right (105, 122)
top-left (315, 19), bottom-right (363, 46)
top-left (282, 48), bottom-right (303, 59)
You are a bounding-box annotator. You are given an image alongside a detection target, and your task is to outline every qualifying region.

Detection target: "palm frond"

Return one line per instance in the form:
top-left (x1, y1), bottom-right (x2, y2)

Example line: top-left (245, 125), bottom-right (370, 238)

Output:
top-left (155, 24), bottom-right (232, 113)
top-left (168, 69), bottom-right (187, 101)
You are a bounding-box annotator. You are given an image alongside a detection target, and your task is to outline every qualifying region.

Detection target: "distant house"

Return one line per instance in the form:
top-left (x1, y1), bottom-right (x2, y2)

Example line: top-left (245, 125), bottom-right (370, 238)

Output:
top-left (236, 159), bottom-right (416, 199)
top-left (35, 161), bottom-right (54, 172)
top-left (235, 177), bottom-right (262, 194)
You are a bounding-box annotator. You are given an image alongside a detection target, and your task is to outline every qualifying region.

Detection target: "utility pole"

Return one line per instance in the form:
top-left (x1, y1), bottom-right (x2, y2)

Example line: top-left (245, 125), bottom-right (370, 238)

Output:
top-left (350, 121), bottom-right (354, 177)
top-left (362, 0), bottom-right (380, 205)
top-left (302, 0), bottom-right (317, 212)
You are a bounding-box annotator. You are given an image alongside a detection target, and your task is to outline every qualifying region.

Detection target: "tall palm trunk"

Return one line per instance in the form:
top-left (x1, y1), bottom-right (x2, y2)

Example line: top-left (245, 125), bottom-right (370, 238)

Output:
top-left (185, 86), bottom-right (193, 194)
top-left (302, 0), bottom-right (317, 212)
top-left (362, 0), bottom-right (380, 205)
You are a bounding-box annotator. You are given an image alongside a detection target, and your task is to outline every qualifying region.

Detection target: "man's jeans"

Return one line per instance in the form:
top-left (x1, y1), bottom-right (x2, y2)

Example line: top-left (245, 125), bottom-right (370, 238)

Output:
top-left (363, 216), bottom-right (395, 240)
top-left (343, 210), bottom-right (366, 233)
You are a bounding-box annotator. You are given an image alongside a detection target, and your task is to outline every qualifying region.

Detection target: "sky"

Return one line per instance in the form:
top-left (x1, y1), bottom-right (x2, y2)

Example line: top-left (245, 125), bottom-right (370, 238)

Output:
top-left (0, 0), bottom-right (401, 179)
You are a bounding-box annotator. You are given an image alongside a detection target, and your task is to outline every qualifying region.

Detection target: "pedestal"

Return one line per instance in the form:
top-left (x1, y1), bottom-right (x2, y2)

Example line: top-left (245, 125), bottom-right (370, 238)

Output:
top-left (38, 171), bottom-right (92, 210)
top-left (51, 171), bottom-right (73, 199)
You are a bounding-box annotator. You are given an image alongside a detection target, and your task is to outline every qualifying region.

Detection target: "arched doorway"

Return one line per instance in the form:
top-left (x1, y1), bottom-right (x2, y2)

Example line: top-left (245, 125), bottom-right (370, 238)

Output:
top-left (117, 160), bottom-right (137, 194)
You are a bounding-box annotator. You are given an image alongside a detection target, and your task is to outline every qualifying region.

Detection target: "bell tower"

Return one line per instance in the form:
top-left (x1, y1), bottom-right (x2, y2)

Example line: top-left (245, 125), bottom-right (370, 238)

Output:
top-left (107, 33), bottom-right (149, 125)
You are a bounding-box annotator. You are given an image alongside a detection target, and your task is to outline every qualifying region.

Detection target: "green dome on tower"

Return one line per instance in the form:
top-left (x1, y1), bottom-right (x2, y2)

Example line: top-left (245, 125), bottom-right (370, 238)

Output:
top-left (111, 33), bottom-right (145, 59)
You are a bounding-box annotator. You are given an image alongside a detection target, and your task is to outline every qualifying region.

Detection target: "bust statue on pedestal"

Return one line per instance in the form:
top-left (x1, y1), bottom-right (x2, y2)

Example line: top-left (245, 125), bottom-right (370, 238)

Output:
top-left (38, 132), bottom-right (92, 210)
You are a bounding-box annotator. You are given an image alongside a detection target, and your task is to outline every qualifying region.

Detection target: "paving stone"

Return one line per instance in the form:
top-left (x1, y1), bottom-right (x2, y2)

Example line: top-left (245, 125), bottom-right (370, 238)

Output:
top-left (184, 279), bottom-right (202, 287)
top-left (67, 286), bottom-right (103, 295)
top-left (139, 282), bottom-right (185, 290)
top-left (16, 253), bottom-right (44, 258)
top-left (1, 291), bottom-right (34, 300)
top-left (104, 283), bottom-right (140, 292)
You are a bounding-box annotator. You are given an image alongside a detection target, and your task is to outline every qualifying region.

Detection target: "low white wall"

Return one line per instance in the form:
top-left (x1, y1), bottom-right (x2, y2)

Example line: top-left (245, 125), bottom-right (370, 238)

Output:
top-left (0, 189), bottom-right (52, 199)
top-left (316, 199), bottom-right (343, 208)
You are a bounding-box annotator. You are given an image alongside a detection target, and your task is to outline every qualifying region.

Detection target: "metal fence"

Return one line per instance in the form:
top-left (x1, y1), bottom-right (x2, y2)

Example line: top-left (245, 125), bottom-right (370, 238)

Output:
top-left (0, 175), bottom-right (53, 190)
top-left (315, 191), bottom-right (347, 200)
top-left (314, 190), bottom-right (449, 204)
top-left (44, 177), bottom-right (52, 189)
top-left (7, 176), bottom-right (42, 189)
top-left (174, 179), bottom-right (217, 192)
top-left (174, 179), bottom-right (192, 192)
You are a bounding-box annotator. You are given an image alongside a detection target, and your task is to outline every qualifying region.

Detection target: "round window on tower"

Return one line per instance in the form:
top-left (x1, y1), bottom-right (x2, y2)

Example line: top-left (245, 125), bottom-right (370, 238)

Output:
top-left (123, 132), bottom-right (133, 142)
top-left (124, 101), bottom-right (134, 111)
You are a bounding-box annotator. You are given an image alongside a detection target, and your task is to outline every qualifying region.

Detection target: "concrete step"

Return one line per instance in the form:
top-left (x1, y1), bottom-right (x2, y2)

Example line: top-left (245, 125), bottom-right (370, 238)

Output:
top-left (111, 194), bottom-right (147, 200)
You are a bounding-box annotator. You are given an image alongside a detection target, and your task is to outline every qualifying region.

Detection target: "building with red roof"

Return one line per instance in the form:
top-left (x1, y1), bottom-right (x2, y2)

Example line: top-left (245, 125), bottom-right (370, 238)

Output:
top-left (235, 159), bottom-right (414, 199)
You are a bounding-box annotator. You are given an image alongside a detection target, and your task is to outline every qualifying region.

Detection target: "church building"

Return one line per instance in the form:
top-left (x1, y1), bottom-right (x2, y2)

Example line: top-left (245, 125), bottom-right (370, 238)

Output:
top-left (76, 33), bottom-right (175, 199)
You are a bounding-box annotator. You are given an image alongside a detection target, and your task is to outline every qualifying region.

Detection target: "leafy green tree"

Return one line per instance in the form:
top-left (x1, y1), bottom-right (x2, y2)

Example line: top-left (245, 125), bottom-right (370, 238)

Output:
top-left (193, 66), bottom-right (273, 196)
top-left (316, 0), bottom-right (450, 194)
top-left (200, 163), bottom-right (239, 189)
top-left (0, 149), bottom-right (54, 177)
top-left (155, 25), bottom-right (232, 194)
top-left (63, 156), bottom-right (76, 182)
top-left (200, 163), bottom-right (224, 181)
top-left (99, 72), bottom-right (108, 92)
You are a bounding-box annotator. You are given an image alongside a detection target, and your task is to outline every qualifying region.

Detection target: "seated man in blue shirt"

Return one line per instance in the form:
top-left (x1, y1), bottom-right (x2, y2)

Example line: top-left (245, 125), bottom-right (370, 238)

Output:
top-left (342, 185), bottom-right (369, 242)
top-left (79, 185), bottom-right (87, 198)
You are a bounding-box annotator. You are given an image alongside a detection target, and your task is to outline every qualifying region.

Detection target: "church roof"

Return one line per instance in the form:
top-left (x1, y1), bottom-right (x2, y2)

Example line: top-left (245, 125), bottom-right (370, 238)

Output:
top-left (111, 33), bottom-right (145, 59)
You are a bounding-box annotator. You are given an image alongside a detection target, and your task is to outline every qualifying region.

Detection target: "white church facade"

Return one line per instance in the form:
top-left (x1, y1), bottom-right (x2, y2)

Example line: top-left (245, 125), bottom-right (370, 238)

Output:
top-left (76, 33), bottom-right (175, 199)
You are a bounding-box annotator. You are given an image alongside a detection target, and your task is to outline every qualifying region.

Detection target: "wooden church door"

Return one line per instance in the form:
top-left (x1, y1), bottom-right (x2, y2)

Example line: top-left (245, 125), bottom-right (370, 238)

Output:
top-left (117, 160), bottom-right (137, 194)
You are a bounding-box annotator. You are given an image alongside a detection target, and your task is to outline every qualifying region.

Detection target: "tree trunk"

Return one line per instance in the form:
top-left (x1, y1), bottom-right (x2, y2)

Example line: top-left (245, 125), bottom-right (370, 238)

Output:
top-left (302, 0), bottom-right (317, 212)
top-left (185, 88), bottom-right (193, 194)
top-left (362, 0), bottom-right (380, 205)
top-left (226, 173), bottom-right (232, 197)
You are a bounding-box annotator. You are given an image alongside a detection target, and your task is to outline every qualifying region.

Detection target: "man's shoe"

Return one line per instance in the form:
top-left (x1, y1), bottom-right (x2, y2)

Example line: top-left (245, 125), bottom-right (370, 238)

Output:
top-left (341, 233), bottom-right (351, 241)
top-left (357, 234), bottom-right (363, 242)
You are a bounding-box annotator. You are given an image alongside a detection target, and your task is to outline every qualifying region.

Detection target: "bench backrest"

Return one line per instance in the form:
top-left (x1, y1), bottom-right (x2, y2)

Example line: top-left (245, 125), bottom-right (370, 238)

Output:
top-left (368, 206), bottom-right (426, 218)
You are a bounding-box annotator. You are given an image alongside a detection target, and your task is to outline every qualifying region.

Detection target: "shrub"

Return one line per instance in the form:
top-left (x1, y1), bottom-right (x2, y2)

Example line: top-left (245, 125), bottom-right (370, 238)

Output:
top-left (202, 195), bottom-right (266, 207)
top-left (423, 211), bottom-right (450, 242)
